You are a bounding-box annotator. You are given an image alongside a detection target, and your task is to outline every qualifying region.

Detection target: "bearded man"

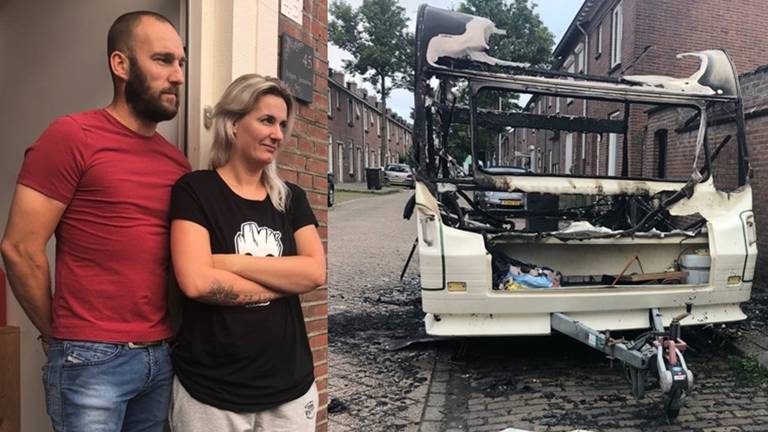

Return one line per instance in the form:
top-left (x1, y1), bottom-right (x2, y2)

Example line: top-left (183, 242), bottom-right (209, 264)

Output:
top-left (1, 11), bottom-right (190, 432)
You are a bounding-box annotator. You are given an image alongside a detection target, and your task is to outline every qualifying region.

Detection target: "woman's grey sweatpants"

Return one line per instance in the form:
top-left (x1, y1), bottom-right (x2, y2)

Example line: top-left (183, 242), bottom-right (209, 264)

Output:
top-left (169, 377), bottom-right (318, 432)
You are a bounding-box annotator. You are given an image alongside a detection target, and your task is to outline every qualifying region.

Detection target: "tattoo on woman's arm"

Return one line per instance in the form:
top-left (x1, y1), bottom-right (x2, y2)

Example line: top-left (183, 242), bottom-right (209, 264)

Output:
top-left (198, 279), bottom-right (273, 305)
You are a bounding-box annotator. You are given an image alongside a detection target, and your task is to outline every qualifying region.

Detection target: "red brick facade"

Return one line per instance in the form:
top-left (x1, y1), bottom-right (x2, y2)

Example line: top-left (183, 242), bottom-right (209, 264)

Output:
top-left (278, 2), bottom-right (329, 430)
top-left (509, 0), bottom-right (768, 178)
top-left (645, 67), bottom-right (768, 280)
top-left (327, 70), bottom-right (412, 183)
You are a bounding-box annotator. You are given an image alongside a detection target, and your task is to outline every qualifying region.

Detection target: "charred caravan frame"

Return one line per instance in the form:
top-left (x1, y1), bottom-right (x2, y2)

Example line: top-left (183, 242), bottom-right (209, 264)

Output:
top-left (412, 4), bottom-right (756, 335)
top-left (410, 4), bottom-right (757, 416)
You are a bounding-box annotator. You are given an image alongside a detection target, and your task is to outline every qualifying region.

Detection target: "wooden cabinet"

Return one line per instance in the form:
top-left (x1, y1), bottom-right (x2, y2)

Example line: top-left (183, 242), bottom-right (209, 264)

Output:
top-left (0, 326), bottom-right (20, 432)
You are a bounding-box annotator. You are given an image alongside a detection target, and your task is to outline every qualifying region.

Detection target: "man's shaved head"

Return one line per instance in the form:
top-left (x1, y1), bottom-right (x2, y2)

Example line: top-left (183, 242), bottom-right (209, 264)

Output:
top-left (106, 11), bottom-right (185, 123)
top-left (107, 11), bottom-right (175, 61)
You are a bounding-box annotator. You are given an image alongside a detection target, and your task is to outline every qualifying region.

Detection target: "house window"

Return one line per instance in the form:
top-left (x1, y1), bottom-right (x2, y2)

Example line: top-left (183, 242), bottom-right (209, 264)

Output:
top-left (356, 146), bottom-right (362, 179)
top-left (328, 135), bottom-right (333, 172)
top-left (596, 23), bottom-right (603, 58)
top-left (576, 43), bottom-right (585, 74)
top-left (611, 2), bottom-right (623, 68)
top-left (537, 148), bottom-right (543, 171)
top-left (595, 134), bottom-right (602, 176)
top-left (327, 88), bottom-right (333, 117)
top-left (566, 58), bottom-right (575, 104)
top-left (564, 132), bottom-right (574, 174)
top-left (608, 112), bottom-right (621, 175)
top-left (547, 149), bottom-right (553, 173)
top-left (338, 143), bottom-right (344, 180)
top-left (348, 142), bottom-right (355, 175)
top-left (555, 97), bottom-right (561, 114)
top-left (377, 115), bottom-right (381, 136)
top-left (655, 129), bottom-right (668, 178)
top-left (335, 90), bottom-right (340, 109)
top-left (347, 97), bottom-right (354, 126)
top-left (355, 101), bottom-right (361, 119)
top-left (364, 109), bottom-right (369, 131)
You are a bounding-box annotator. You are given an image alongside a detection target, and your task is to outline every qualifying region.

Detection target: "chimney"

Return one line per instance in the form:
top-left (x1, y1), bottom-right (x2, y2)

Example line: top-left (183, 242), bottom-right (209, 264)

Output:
top-left (332, 71), bottom-right (345, 85)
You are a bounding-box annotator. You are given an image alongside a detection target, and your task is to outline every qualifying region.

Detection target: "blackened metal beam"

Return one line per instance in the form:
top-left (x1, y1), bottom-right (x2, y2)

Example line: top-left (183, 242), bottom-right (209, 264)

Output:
top-left (443, 106), bottom-right (626, 134)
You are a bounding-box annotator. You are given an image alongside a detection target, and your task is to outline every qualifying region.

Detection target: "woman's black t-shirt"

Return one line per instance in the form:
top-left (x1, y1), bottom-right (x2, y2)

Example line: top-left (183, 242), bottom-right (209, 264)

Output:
top-left (169, 170), bottom-right (317, 412)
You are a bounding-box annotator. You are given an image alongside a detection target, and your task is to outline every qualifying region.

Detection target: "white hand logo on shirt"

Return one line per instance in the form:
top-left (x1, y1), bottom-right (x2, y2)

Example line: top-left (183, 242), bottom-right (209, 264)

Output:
top-left (234, 222), bottom-right (283, 257)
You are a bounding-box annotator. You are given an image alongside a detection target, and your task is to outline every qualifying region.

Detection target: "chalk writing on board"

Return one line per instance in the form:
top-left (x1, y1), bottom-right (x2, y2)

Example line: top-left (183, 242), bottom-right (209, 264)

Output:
top-left (280, 35), bottom-right (315, 103)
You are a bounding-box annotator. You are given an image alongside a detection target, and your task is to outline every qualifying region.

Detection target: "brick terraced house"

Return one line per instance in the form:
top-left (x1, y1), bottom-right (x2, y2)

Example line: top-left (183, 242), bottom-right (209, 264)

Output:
top-left (327, 69), bottom-right (413, 184)
top-left (505, 0), bottom-right (768, 179)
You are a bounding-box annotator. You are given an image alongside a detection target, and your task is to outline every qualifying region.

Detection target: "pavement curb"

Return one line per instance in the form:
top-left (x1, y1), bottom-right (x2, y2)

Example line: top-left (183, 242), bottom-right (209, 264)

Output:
top-left (724, 329), bottom-right (768, 368)
top-left (336, 187), bottom-right (404, 195)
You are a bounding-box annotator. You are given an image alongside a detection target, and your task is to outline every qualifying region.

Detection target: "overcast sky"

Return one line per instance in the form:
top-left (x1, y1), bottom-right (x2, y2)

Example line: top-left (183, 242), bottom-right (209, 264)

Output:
top-left (328, 0), bottom-right (584, 119)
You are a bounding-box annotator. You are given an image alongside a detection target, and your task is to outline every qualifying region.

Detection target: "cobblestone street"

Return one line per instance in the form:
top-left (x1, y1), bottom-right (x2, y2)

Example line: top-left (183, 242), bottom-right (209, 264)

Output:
top-left (329, 189), bottom-right (433, 431)
top-left (329, 191), bottom-right (768, 432)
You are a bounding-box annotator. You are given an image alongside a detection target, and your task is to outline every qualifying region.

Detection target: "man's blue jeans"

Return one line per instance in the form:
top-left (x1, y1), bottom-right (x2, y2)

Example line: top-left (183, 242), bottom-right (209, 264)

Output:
top-left (43, 338), bottom-right (173, 432)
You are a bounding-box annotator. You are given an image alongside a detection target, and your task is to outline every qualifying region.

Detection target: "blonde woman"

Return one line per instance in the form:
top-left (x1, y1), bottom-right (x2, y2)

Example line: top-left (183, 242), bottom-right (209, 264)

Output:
top-left (168, 74), bottom-right (325, 431)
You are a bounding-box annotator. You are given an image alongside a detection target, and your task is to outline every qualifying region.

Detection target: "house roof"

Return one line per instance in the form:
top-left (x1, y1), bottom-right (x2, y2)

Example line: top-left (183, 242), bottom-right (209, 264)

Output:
top-left (551, 0), bottom-right (597, 69)
top-left (328, 68), bottom-right (412, 129)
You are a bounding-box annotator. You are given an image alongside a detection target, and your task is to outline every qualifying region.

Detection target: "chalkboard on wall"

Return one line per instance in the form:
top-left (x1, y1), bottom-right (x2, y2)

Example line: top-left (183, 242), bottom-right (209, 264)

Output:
top-left (280, 34), bottom-right (314, 103)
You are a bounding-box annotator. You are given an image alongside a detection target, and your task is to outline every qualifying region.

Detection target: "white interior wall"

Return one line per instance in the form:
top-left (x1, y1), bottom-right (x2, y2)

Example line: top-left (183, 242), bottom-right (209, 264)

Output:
top-left (0, 2), bottom-right (180, 430)
top-left (185, 0), bottom-right (278, 169)
top-left (1, 0), bottom-right (281, 428)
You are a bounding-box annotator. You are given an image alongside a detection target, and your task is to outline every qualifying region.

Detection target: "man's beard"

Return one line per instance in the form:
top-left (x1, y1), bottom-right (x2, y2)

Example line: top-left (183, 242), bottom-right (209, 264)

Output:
top-left (125, 57), bottom-right (179, 123)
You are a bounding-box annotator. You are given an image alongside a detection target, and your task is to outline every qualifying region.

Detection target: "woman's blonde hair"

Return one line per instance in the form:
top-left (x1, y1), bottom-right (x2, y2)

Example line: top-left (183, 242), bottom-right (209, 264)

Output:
top-left (209, 74), bottom-right (295, 212)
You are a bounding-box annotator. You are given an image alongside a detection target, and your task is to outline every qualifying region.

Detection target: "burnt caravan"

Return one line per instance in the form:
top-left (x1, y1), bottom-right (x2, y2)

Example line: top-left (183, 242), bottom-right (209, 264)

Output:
top-left (409, 5), bottom-right (756, 417)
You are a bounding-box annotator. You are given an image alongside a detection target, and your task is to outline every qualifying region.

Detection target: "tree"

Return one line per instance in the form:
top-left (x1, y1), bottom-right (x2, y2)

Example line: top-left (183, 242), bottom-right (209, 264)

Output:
top-left (448, 0), bottom-right (554, 165)
top-left (329, 0), bottom-right (413, 166)
top-left (458, 0), bottom-right (553, 67)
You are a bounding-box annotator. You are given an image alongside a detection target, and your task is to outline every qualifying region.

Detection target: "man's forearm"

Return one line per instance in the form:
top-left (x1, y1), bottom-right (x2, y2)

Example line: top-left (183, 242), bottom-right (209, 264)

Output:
top-left (213, 255), bottom-right (325, 294)
top-left (1, 246), bottom-right (53, 336)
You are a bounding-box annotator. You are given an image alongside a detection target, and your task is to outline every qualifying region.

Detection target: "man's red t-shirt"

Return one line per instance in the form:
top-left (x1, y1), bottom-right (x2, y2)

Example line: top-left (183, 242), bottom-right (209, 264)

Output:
top-left (18, 109), bottom-right (191, 342)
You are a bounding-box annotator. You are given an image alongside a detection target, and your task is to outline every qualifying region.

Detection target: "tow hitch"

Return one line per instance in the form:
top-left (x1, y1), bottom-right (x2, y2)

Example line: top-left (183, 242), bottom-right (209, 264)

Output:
top-left (551, 303), bottom-right (694, 418)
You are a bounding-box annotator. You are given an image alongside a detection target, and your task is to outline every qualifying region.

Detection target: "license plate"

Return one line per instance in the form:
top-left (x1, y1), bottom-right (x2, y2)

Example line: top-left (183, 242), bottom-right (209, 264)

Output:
top-left (500, 199), bottom-right (522, 206)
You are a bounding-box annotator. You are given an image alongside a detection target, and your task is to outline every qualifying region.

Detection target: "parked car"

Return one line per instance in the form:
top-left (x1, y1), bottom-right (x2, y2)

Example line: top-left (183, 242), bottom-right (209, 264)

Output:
top-left (327, 172), bottom-right (335, 207)
top-left (474, 166), bottom-right (528, 214)
top-left (383, 163), bottom-right (414, 186)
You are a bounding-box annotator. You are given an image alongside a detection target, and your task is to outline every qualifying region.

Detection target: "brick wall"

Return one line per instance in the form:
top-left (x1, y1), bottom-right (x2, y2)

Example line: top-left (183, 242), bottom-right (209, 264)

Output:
top-left (278, 1), bottom-right (329, 430)
top-left (536, 0), bottom-right (768, 178)
top-left (328, 74), bottom-right (413, 182)
top-left (646, 67), bottom-right (768, 282)
top-left (328, 78), bottom-right (368, 183)
top-left (630, 0), bottom-right (768, 179)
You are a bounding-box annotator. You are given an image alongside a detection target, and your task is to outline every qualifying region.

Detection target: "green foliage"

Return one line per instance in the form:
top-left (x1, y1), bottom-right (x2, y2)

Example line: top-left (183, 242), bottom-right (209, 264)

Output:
top-left (329, 0), bottom-right (413, 100)
top-left (729, 355), bottom-right (768, 386)
top-left (442, 0), bottom-right (555, 165)
top-left (329, 0), bottom-right (414, 162)
top-left (458, 0), bottom-right (554, 67)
